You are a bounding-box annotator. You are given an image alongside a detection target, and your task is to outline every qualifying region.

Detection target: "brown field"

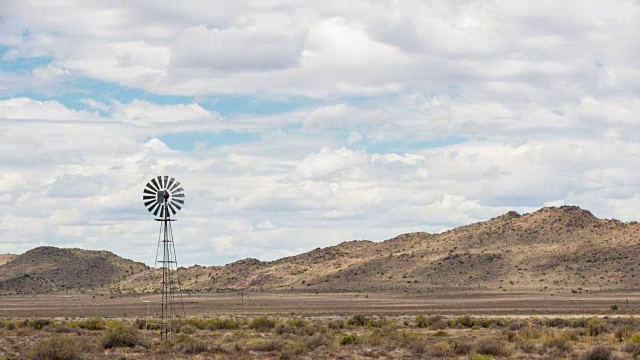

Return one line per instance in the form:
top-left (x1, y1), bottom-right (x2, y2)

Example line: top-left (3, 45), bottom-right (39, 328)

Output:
top-left (1, 290), bottom-right (640, 318)
top-left (3, 291), bottom-right (640, 359)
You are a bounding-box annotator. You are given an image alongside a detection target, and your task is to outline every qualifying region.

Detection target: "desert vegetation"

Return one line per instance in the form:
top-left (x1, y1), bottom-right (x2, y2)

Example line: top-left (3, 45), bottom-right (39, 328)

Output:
top-left (2, 314), bottom-right (640, 359)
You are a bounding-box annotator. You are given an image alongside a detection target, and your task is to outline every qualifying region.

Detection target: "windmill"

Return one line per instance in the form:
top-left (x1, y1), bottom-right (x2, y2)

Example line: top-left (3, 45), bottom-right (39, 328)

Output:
top-left (238, 288), bottom-right (249, 314)
top-left (143, 176), bottom-right (186, 339)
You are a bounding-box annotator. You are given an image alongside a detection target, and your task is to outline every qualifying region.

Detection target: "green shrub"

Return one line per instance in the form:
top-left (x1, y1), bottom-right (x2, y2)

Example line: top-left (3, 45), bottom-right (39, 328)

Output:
top-left (79, 317), bottom-right (105, 331)
top-left (250, 317), bottom-right (276, 331)
top-left (27, 319), bottom-right (51, 330)
top-left (29, 335), bottom-right (81, 360)
top-left (471, 354), bottom-right (493, 360)
top-left (101, 322), bottom-right (139, 348)
top-left (340, 334), bottom-right (358, 345)
top-left (458, 315), bottom-right (478, 328)
top-left (586, 318), bottom-right (605, 336)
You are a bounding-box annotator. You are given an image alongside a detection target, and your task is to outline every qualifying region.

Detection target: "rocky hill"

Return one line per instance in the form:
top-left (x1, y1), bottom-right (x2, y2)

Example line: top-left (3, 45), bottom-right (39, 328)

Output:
top-left (0, 247), bottom-right (149, 294)
top-left (4, 206), bottom-right (640, 294)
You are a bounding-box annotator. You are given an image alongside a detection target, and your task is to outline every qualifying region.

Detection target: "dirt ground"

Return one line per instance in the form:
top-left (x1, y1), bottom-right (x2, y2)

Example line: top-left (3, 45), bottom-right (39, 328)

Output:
top-left (1, 290), bottom-right (639, 318)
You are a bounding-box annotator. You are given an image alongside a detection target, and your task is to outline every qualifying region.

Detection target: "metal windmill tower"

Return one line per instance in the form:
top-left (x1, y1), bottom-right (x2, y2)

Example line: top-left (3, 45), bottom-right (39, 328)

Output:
top-left (143, 176), bottom-right (186, 339)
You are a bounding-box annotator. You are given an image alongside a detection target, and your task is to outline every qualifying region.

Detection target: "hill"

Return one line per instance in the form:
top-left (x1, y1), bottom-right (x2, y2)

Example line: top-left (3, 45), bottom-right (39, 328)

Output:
top-left (0, 247), bottom-right (149, 294)
top-left (5, 205), bottom-right (640, 294)
top-left (116, 205), bottom-right (640, 294)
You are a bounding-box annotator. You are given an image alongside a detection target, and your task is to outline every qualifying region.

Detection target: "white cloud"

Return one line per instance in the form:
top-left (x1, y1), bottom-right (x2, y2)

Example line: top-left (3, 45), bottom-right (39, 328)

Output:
top-left (4, 1), bottom-right (640, 266)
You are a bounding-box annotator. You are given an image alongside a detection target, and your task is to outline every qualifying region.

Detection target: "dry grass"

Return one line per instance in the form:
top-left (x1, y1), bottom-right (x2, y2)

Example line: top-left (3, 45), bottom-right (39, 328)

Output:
top-left (2, 314), bottom-right (640, 359)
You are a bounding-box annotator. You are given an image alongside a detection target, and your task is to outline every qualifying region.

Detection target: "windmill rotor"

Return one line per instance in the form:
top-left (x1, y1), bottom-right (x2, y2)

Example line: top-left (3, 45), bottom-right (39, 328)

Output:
top-left (142, 176), bottom-right (185, 218)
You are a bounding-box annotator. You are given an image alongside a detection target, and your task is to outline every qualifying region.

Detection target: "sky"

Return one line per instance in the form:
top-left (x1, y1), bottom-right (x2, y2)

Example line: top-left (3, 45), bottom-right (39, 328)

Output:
top-left (2, 1), bottom-right (640, 266)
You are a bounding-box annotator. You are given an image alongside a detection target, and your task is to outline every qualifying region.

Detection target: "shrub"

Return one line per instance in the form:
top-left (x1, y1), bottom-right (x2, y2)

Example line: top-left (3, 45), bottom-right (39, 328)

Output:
top-left (27, 319), bottom-right (51, 330)
top-left (340, 334), bottom-right (358, 345)
top-left (179, 325), bottom-right (196, 334)
top-left (615, 325), bottom-right (634, 341)
top-left (543, 337), bottom-right (572, 355)
top-left (623, 342), bottom-right (640, 357)
top-left (546, 318), bottom-right (570, 328)
top-left (101, 322), bottom-right (139, 348)
top-left (475, 337), bottom-right (512, 357)
top-left (630, 333), bottom-right (640, 344)
top-left (451, 340), bottom-right (473, 355)
top-left (611, 305), bottom-right (618, 311)
top-left (515, 340), bottom-right (536, 353)
top-left (79, 317), bottom-right (105, 331)
top-left (458, 315), bottom-right (478, 328)
top-left (508, 321), bottom-right (525, 331)
top-left (583, 345), bottom-right (612, 360)
top-left (29, 335), bottom-right (81, 360)
top-left (178, 337), bottom-right (208, 354)
top-left (328, 320), bottom-right (345, 329)
top-left (250, 317), bottom-right (276, 331)
top-left (249, 340), bottom-right (284, 352)
top-left (434, 330), bottom-right (449, 337)
top-left (207, 318), bottom-right (238, 330)
top-left (586, 318), bottom-right (606, 336)
top-left (471, 354), bottom-right (493, 360)
top-left (347, 314), bottom-right (368, 326)
top-left (431, 341), bottom-right (450, 357)
top-left (304, 333), bottom-right (328, 350)
top-left (286, 318), bottom-right (308, 327)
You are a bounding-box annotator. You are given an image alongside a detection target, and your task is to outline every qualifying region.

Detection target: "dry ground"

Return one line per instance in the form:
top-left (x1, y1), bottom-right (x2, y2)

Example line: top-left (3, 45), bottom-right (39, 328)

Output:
top-left (1, 291), bottom-right (640, 318)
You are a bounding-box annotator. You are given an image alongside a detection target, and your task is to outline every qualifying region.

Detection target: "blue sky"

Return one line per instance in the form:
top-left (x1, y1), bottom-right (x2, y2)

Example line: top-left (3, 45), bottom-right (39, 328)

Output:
top-left (2, 1), bottom-right (640, 265)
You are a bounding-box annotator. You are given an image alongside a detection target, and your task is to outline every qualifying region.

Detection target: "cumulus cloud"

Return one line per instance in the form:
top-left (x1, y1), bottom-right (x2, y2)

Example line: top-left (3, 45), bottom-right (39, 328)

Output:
top-left (3, 1), bottom-right (640, 266)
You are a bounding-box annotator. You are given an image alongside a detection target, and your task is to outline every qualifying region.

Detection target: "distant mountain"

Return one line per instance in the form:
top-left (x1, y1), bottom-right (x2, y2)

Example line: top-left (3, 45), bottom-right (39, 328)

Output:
top-left (4, 206), bottom-right (640, 295)
top-left (0, 247), bottom-right (148, 294)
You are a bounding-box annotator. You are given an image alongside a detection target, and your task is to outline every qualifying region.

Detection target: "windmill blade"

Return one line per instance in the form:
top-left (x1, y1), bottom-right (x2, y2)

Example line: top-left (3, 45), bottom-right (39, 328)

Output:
top-left (172, 193), bottom-right (185, 198)
top-left (170, 200), bottom-right (182, 210)
top-left (150, 178), bottom-right (161, 191)
top-left (143, 188), bottom-right (156, 196)
top-left (156, 176), bottom-right (164, 189)
top-left (153, 203), bottom-right (163, 216)
top-left (146, 180), bottom-right (159, 192)
top-left (172, 198), bottom-right (184, 205)
top-left (166, 177), bottom-right (176, 191)
top-left (145, 184), bottom-right (159, 194)
top-left (148, 202), bottom-right (160, 214)
top-left (170, 181), bottom-right (181, 192)
top-left (163, 176), bottom-right (169, 189)
top-left (167, 202), bottom-right (177, 215)
top-left (144, 199), bottom-right (157, 207)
